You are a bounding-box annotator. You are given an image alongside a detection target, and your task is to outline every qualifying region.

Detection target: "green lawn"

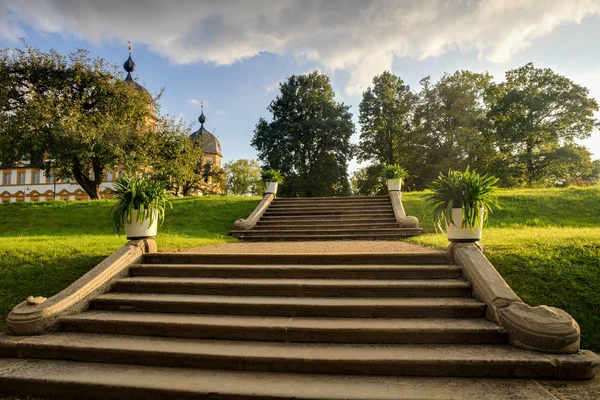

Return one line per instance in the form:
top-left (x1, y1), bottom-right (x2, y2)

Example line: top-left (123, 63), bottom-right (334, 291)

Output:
top-left (0, 188), bottom-right (599, 353)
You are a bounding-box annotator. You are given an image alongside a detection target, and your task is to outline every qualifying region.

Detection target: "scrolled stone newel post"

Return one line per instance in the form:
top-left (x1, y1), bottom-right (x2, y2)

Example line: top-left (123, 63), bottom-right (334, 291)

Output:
top-left (388, 190), bottom-right (419, 229)
top-left (450, 242), bottom-right (581, 354)
top-left (234, 192), bottom-right (276, 231)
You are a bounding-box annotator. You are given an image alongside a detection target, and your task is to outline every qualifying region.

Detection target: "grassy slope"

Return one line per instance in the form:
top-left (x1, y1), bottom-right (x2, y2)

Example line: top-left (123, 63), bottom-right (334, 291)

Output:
top-left (0, 196), bottom-right (261, 332)
top-left (403, 187), bottom-right (600, 352)
top-left (0, 188), bottom-right (598, 352)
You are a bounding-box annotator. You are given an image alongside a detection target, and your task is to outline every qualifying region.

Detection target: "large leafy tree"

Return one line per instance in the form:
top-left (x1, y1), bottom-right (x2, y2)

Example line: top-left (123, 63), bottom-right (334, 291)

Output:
top-left (358, 71), bottom-right (416, 166)
top-left (252, 71), bottom-right (354, 197)
top-left (224, 159), bottom-right (262, 195)
top-left (412, 71), bottom-right (494, 188)
top-left (0, 44), bottom-right (155, 199)
top-left (357, 72), bottom-right (420, 189)
top-left (487, 63), bottom-right (599, 186)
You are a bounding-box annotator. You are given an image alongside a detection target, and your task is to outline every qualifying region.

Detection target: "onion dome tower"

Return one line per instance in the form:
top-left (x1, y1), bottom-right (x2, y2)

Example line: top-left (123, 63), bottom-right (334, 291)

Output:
top-left (123, 42), bottom-right (152, 97)
top-left (123, 42), bottom-right (155, 117)
top-left (190, 103), bottom-right (223, 158)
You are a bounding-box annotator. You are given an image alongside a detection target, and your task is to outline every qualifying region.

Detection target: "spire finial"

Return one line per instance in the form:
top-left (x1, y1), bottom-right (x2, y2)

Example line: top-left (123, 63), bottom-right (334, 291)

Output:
top-left (123, 41), bottom-right (136, 80)
top-left (198, 102), bottom-right (206, 128)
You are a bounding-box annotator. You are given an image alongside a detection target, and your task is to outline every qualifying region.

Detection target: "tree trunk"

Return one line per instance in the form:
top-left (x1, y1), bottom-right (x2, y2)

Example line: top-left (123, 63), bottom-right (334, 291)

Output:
top-left (72, 161), bottom-right (101, 200)
top-left (526, 139), bottom-right (534, 186)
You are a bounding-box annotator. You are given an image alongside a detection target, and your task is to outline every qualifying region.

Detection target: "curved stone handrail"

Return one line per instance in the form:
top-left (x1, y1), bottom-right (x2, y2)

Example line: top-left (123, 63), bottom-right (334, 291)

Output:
top-left (7, 239), bottom-right (155, 336)
top-left (389, 191), bottom-right (419, 228)
top-left (234, 193), bottom-right (275, 230)
top-left (450, 242), bottom-right (580, 354)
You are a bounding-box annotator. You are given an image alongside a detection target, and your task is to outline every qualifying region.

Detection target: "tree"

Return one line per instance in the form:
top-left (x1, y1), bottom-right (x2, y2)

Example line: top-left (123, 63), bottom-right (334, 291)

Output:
top-left (146, 115), bottom-right (205, 194)
top-left (358, 71), bottom-right (416, 165)
top-left (412, 71), bottom-right (494, 188)
top-left (350, 165), bottom-right (386, 196)
top-left (252, 71), bottom-right (354, 197)
top-left (0, 44), bottom-right (155, 199)
top-left (487, 63), bottom-right (599, 186)
top-left (544, 144), bottom-right (600, 187)
top-left (224, 159), bottom-right (262, 195)
top-left (357, 71), bottom-right (419, 189)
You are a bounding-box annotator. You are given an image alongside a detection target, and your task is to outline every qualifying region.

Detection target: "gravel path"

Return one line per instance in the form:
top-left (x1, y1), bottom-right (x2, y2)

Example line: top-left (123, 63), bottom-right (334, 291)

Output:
top-left (182, 240), bottom-right (437, 254)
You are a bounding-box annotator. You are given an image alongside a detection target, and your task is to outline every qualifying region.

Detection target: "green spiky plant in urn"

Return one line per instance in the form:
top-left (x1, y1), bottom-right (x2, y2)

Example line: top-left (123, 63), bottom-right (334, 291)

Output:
top-left (261, 169), bottom-right (284, 195)
top-left (380, 164), bottom-right (409, 191)
top-left (110, 177), bottom-right (172, 239)
top-left (425, 167), bottom-right (500, 242)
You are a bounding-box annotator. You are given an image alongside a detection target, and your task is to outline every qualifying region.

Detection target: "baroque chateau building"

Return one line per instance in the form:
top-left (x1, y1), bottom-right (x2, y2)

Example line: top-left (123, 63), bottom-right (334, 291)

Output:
top-left (0, 47), bottom-right (222, 203)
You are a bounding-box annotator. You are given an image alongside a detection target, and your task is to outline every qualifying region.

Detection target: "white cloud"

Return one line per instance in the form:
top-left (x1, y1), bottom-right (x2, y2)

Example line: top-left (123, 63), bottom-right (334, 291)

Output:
top-left (2, 0), bottom-right (600, 94)
top-left (266, 79), bottom-right (282, 93)
top-left (188, 99), bottom-right (202, 106)
top-left (216, 110), bottom-right (226, 116)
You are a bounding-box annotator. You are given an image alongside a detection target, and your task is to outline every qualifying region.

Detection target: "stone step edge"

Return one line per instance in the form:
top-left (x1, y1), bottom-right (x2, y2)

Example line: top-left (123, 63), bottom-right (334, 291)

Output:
top-left (142, 253), bottom-right (449, 265)
top-left (90, 293), bottom-right (484, 318)
top-left (128, 264), bottom-right (462, 278)
top-left (1, 358), bottom-right (594, 400)
top-left (59, 311), bottom-right (505, 345)
top-left (0, 334), bottom-right (596, 380)
top-left (231, 228), bottom-right (423, 234)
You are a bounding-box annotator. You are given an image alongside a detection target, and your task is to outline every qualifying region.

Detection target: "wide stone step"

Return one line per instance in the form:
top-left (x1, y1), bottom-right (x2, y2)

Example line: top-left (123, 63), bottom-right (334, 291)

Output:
top-left (112, 277), bottom-right (469, 297)
top-left (274, 195), bottom-right (389, 201)
top-left (129, 264), bottom-right (462, 279)
top-left (229, 232), bottom-right (423, 241)
top-left (267, 205), bottom-right (393, 211)
top-left (259, 215), bottom-right (398, 223)
top-left (230, 228), bottom-right (421, 237)
top-left (263, 209), bottom-right (394, 216)
top-left (2, 333), bottom-right (597, 381)
top-left (255, 221), bottom-right (399, 228)
top-left (143, 252), bottom-right (449, 265)
top-left (92, 293), bottom-right (484, 318)
top-left (1, 355), bottom-right (598, 400)
top-left (269, 201), bottom-right (392, 208)
top-left (60, 312), bottom-right (504, 344)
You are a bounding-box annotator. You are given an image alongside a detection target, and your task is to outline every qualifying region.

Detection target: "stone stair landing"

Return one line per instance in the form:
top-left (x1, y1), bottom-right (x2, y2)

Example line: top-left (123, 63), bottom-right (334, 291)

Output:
top-left (230, 196), bottom-right (423, 241)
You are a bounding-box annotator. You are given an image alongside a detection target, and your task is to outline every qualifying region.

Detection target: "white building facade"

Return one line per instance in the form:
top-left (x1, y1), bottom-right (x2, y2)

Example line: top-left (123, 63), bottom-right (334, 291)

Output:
top-left (0, 161), bottom-right (120, 203)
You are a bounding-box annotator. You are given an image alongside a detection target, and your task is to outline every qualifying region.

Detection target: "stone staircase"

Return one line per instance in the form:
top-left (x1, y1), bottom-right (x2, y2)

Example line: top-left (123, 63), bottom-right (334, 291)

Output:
top-left (230, 196), bottom-right (422, 241)
top-left (0, 252), bottom-right (596, 399)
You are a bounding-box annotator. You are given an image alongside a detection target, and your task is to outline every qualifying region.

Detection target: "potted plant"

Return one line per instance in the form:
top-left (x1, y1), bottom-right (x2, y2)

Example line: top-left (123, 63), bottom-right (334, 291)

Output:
top-left (261, 169), bottom-right (284, 195)
top-left (425, 168), bottom-right (499, 242)
top-left (110, 176), bottom-right (172, 239)
top-left (381, 164), bottom-right (409, 191)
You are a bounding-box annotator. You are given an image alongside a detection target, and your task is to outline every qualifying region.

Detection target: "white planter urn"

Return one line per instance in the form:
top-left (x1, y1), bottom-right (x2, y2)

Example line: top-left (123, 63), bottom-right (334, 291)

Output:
top-left (124, 210), bottom-right (158, 239)
top-left (265, 182), bottom-right (279, 194)
top-left (387, 178), bottom-right (402, 192)
top-left (446, 208), bottom-right (482, 242)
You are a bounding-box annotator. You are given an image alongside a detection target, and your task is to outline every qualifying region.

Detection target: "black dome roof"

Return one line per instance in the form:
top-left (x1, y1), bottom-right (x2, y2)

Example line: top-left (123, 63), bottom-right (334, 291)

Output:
top-left (190, 127), bottom-right (222, 156)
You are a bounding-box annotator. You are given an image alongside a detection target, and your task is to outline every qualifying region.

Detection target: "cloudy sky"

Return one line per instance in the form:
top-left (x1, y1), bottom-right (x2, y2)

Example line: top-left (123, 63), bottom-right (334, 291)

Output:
top-left (2, 0), bottom-right (600, 169)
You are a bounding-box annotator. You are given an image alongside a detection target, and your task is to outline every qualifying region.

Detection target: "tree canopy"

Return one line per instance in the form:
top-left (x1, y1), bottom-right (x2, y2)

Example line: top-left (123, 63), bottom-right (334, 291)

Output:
top-left (252, 71), bottom-right (354, 197)
top-left (0, 44), bottom-right (156, 199)
top-left (356, 66), bottom-right (599, 191)
top-left (487, 63), bottom-right (599, 186)
top-left (224, 159), bottom-right (262, 195)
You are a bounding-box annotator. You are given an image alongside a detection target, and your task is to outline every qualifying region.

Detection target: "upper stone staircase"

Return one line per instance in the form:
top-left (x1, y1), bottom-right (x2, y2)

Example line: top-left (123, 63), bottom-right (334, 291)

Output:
top-left (0, 250), bottom-right (596, 399)
top-left (230, 195), bottom-right (423, 241)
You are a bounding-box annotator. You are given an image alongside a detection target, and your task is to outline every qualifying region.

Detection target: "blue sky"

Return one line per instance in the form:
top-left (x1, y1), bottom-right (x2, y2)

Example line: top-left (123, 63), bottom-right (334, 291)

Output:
top-left (2, 1), bottom-right (600, 172)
